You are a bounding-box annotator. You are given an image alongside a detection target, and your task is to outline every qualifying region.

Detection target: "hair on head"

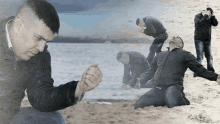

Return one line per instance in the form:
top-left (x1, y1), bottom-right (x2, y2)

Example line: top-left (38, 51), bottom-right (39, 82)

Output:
top-left (17, 0), bottom-right (60, 34)
top-left (136, 18), bottom-right (140, 26)
top-left (207, 7), bottom-right (213, 15)
top-left (117, 51), bottom-right (124, 61)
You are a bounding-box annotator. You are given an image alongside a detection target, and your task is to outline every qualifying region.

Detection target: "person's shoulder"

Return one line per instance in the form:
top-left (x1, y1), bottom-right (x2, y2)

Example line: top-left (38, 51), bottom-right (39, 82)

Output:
top-left (159, 51), bottom-right (169, 55)
top-left (181, 49), bottom-right (190, 53)
top-left (179, 49), bottom-right (194, 57)
top-left (127, 51), bottom-right (142, 55)
top-left (144, 16), bottom-right (160, 22)
top-left (144, 16), bottom-right (157, 20)
top-left (155, 51), bottom-right (169, 58)
top-left (195, 12), bottom-right (202, 17)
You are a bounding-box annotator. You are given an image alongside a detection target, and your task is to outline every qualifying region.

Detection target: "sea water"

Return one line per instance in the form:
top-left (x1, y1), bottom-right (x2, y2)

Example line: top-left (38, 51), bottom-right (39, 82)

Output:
top-left (47, 43), bottom-right (154, 101)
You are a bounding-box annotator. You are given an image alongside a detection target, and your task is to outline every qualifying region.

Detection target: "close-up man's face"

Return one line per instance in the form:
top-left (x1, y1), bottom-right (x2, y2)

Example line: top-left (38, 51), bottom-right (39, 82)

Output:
top-left (12, 18), bottom-right (55, 61)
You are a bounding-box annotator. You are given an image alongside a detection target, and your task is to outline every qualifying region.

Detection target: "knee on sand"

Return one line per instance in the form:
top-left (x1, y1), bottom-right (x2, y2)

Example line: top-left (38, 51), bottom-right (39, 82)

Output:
top-left (10, 107), bottom-right (65, 124)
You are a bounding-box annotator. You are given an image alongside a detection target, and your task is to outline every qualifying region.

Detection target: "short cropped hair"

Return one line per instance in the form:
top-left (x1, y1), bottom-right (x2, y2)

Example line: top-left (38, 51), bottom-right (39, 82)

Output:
top-left (136, 18), bottom-right (140, 26)
top-left (207, 7), bottom-right (213, 15)
top-left (17, 0), bottom-right (60, 34)
top-left (117, 51), bottom-right (124, 61)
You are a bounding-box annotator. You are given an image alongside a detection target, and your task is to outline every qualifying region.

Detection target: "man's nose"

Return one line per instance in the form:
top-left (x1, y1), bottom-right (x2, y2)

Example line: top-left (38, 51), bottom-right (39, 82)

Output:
top-left (36, 41), bottom-right (47, 52)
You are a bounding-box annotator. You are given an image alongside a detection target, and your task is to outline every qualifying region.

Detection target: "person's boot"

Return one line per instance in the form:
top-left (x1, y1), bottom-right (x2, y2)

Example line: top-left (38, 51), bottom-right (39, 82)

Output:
top-left (208, 67), bottom-right (215, 73)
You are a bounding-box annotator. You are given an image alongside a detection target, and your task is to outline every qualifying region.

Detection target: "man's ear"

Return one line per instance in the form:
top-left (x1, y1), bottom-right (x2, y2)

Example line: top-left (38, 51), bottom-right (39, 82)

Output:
top-left (14, 18), bottom-right (24, 34)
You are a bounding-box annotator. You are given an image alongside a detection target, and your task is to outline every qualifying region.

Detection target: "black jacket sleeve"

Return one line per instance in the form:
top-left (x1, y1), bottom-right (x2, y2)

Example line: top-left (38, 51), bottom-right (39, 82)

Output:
top-left (144, 22), bottom-right (156, 37)
top-left (122, 64), bottom-right (131, 84)
top-left (211, 15), bottom-right (218, 26)
top-left (185, 52), bottom-right (218, 81)
top-left (26, 50), bottom-right (81, 112)
top-left (194, 14), bottom-right (209, 26)
top-left (139, 56), bottom-right (158, 85)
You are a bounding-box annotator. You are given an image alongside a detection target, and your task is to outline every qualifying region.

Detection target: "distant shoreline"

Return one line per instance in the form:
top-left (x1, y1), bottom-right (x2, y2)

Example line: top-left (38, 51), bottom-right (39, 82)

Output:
top-left (51, 36), bottom-right (152, 44)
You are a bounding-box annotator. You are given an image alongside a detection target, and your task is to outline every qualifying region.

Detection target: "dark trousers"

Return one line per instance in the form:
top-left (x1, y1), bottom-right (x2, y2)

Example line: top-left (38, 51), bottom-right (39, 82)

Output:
top-left (134, 85), bottom-right (190, 109)
top-left (194, 40), bottom-right (214, 72)
top-left (147, 32), bottom-right (168, 64)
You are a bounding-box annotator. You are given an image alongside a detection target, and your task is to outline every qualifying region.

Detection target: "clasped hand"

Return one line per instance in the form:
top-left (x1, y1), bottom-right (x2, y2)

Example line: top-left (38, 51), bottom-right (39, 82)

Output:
top-left (78, 63), bottom-right (103, 93)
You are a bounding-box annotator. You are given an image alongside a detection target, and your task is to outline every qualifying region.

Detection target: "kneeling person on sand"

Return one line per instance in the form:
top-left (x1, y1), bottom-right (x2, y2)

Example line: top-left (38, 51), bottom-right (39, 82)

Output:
top-left (134, 36), bottom-right (220, 109)
top-left (117, 51), bottom-right (151, 89)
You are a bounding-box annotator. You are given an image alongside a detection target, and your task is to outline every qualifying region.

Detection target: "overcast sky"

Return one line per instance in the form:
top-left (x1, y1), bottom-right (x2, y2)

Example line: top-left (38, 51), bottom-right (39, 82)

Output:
top-left (0, 0), bottom-right (185, 39)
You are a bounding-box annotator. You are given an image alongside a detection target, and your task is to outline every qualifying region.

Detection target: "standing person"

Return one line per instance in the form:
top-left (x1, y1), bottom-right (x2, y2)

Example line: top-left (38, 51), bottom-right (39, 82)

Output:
top-left (117, 51), bottom-right (150, 88)
top-left (0, 0), bottom-right (103, 124)
top-left (134, 36), bottom-right (220, 109)
top-left (136, 16), bottom-right (168, 64)
top-left (194, 7), bottom-right (218, 77)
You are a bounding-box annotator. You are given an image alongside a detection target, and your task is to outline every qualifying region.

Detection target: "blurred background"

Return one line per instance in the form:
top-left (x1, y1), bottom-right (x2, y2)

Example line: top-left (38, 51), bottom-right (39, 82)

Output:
top-left (0, 0), bottom-right (189, 43)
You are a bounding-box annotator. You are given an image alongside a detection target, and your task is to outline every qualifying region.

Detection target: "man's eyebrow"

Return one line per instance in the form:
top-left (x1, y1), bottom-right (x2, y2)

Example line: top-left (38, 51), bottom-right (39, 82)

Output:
top-left (37, 35), bottom-right (51, 42)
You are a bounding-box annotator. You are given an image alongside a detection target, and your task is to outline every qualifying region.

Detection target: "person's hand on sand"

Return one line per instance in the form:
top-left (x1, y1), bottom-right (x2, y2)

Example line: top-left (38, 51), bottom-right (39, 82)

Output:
top-left (121, 84), bottom-right (132, 90)
top-left (135, 78), bottom-right (141, 90)
top-left (75, 63), bottom-right (103, 97)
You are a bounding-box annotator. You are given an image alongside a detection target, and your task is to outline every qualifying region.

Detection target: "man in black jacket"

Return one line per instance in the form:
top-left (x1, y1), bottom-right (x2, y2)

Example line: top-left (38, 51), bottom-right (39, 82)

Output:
top-left (0, 0), bottom-right (103, 123)
top-left (136, 16), bottom-right (168, 64)
top-left (194, 7), bottom-right (218, 76)
top-left (134, 36), bottom-right (220, 109)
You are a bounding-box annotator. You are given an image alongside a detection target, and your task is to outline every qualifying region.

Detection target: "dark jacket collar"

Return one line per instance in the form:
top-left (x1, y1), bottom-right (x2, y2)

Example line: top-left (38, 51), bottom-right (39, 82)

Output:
top-left (170, 47), bottom-right (182, 52)
top-left (167, 47), bottom-right (182, 52)
top-left (0, 16), bottom-right (16, 59)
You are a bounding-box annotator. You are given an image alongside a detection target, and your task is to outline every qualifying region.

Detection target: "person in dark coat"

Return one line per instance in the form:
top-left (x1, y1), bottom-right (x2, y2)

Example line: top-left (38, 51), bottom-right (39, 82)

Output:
top-left (134, 36), bottom-right (220, 109)
top-left (0, 0), bottom-right (103, 123)
top-left (194, 7), bottom-right (218, 77)
top-left (136, 16), bottom-right (168, 64)
top-left (117, 51), bottom-right (150, 88)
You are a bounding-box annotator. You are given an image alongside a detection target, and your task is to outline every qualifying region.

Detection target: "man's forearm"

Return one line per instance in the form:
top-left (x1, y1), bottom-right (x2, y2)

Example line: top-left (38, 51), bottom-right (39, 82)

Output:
top-left (211, 16), bottom-right (218, 26)
top-left (74, 81), bottom-right (85, 102)
top-left (27, 80), bottom-right (80, 112)
top-left (195, 15), bottom-right (209, 26)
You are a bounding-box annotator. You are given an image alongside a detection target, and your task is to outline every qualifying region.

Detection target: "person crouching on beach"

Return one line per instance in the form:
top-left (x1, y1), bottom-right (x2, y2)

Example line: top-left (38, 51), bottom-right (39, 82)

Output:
top-left (134, 36), bottom-right (220, 109)
top-left (117, 51), bottom-right (151, 89)
top-left (136, 16), bottom-right (168, 65)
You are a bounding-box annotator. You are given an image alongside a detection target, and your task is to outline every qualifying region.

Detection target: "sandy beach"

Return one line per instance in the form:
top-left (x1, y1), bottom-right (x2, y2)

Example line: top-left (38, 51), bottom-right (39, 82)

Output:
top-left (22, 0), bottom-right (220, 123)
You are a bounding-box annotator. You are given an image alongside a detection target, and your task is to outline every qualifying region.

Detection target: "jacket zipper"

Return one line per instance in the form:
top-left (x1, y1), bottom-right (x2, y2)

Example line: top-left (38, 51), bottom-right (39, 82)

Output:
top-left (158, 51), bottom-right (172, 86)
